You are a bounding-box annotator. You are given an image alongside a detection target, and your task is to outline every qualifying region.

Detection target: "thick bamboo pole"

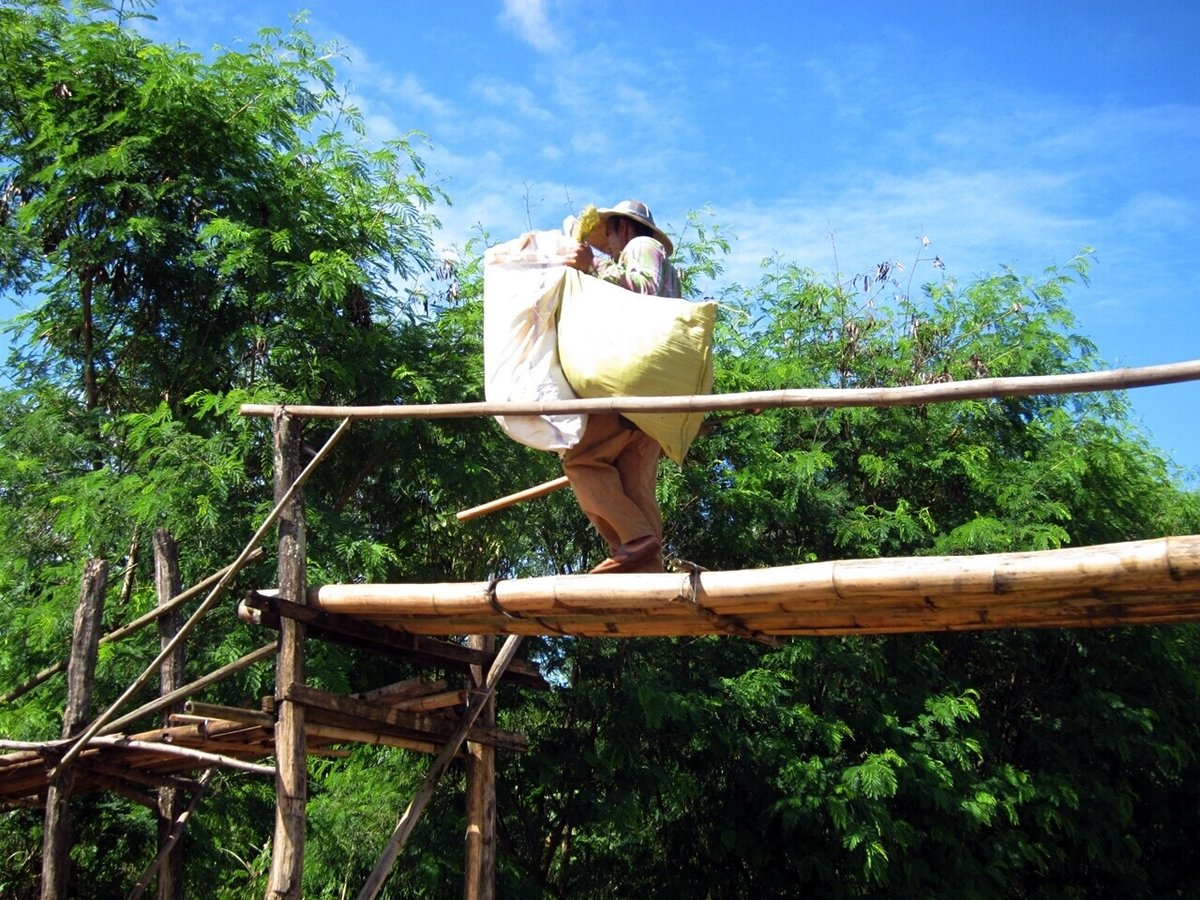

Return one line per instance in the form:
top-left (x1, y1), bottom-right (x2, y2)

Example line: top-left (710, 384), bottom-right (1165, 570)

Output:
top-left (293, 536), bottom-right (1200, 637)
top-left (239, 358), bottom-right (1200, 420)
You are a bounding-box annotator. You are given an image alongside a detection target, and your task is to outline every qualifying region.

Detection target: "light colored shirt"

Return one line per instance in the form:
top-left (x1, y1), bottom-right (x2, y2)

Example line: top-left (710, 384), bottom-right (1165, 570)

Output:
top-left (595, 235), bottom-right (681, 299)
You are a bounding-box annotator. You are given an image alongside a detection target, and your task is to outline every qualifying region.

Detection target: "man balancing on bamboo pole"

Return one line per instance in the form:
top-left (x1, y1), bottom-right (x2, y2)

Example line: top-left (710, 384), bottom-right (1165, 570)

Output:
top-left (560, 200), bottom-right (682, 574)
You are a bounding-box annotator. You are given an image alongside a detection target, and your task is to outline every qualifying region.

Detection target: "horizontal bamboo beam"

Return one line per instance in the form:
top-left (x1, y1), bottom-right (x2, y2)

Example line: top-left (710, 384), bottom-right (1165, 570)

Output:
top-left (239, 358), bottom-right (1200, 421)
top-left (292, 535), bottom-right (1200, 638)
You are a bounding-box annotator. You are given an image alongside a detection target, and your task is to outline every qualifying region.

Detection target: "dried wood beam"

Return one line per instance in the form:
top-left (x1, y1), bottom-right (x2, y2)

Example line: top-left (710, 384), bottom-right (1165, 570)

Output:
top-left (87, 738), bottom-right (275, 777)
top-left (305, 723), bottom-right (438, 755)
top-left (155, 526), bottom-right (186, 900)
top-left (464, 634), bottom-right (496, 900)
top-left (284, 684), bottom-right (526, 752)
top-left (352, 677), bottom-right (447, 705)
top-left (181, 702), bottom-right (276, 728)
top-left (239, 358), bottom-right (1200, 420)
top-left (268, 410), bottom-right (312, 900)
top-left (241, 591), bottom-right (547, 688)
top-left (389, 690), bottom-right (469, 712)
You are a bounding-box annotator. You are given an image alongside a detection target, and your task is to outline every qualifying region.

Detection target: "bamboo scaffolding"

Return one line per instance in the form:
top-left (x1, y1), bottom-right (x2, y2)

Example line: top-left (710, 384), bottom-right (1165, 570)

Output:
top-left (239, 358), bottom-right (1200, 421)
top-left (54, 419), bottom-right (350, 774)
top-left (287, 535), bottom-right (1200, 638)
top-left (0, 550), bottom-right (266, 708)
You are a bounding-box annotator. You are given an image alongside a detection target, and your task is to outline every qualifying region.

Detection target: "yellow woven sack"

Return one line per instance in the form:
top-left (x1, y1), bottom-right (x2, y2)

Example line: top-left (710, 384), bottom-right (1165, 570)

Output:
top-left (555, 269), bottom-right (716, 465)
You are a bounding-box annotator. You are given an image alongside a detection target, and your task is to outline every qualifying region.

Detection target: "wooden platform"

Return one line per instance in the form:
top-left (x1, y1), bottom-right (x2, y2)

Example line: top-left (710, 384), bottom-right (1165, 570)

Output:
top-left (0, 683), bottom-right (529, 808)
top-left (292, 535), bottom-right (1200, 640)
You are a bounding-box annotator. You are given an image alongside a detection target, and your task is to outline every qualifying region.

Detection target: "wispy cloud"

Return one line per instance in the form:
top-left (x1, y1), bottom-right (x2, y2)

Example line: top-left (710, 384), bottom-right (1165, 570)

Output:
top-left (499, 0), bottom-right (563, 53)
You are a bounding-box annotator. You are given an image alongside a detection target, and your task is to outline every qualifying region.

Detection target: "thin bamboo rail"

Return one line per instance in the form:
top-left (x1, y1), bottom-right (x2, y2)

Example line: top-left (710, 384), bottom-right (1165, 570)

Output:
top-left (296, 535), bottom-right (1200, 638)
top-left (239, 358), bottom-right (1200, 420)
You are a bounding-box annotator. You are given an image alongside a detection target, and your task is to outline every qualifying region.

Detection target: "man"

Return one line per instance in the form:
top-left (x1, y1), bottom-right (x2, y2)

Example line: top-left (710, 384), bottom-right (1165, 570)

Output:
top-left (562, 200), bottom-right (681, 574)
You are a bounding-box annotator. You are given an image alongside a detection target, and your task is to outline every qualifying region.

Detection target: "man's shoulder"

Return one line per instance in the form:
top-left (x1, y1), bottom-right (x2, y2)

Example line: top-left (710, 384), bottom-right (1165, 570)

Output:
top-left (625, 235), bottom-right (668, 255)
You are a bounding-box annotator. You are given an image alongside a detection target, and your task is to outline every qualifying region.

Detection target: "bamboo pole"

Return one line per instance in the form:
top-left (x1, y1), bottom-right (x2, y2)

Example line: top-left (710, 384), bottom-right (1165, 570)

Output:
top-left (98, 644), bottom-right (278, 736)
top-left (239, 358), bottom-right (1200, 420)
top-left (456, 476), bottom-right (569, 522)
top-left (1, 548), bottom-right (270, 709)
top-left (54, 418), bottom-right (350, 776)
top-left (288, 536), bottom-right (1200, 637)
top-left (127, 769), bottom-right (215, 900)
top-left (358, 634), bottom-right (525, 900)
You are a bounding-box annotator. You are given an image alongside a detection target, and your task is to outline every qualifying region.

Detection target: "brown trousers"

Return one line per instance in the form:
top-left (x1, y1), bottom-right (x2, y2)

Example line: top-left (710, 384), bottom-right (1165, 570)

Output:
top-left (562, 413), bottom-right (663, 555)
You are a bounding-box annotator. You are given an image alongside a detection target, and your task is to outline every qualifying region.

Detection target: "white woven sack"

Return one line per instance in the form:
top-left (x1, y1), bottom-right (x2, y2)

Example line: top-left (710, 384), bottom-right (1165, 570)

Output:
top-left (482, 231), bottom-right (586, 451)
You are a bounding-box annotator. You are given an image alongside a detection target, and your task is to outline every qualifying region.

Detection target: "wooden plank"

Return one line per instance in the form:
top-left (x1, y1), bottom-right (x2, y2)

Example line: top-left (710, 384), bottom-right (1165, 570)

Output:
top-left (352, 677), bottom-right (447, 705)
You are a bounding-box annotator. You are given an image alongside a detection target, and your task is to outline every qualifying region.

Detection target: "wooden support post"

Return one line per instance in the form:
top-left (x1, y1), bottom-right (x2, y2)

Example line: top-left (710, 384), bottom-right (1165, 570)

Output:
top-left (154, 529), bottom-right (185, 900)
top-left (358, 634), bottom-right (525, 900)
top-left (41, 558), bottom-right (108, 900)
top-left (267, 413), bottom-right (307, 900)
top-left (464, 635), bottom-right (497, 900)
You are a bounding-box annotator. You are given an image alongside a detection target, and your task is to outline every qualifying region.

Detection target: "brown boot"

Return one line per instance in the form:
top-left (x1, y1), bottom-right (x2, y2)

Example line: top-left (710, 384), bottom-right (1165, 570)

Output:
top-left (589, 535), bottom-right (661, 574)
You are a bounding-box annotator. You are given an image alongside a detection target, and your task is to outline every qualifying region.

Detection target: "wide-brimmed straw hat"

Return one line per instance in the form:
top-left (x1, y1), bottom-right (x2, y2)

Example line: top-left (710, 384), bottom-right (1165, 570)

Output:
top-left (584, 199), bottom-right (674, 257)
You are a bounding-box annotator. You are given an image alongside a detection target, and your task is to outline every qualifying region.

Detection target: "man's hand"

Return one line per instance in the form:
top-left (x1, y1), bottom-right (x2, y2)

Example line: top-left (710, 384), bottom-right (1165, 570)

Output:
top-left (563, 241), bottom-right (594, 272)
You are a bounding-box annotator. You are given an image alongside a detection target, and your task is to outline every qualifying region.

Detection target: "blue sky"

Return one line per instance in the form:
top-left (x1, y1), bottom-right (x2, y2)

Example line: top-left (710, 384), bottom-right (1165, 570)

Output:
top-left (9, 1), bottom-right (1200, 476)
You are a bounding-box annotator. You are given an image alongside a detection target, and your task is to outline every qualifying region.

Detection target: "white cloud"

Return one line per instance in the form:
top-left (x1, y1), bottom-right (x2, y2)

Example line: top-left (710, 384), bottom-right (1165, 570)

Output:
top-left (471, 77), bottom-right (555, 122)
top-left (499, 0), bottom-right (563, 53)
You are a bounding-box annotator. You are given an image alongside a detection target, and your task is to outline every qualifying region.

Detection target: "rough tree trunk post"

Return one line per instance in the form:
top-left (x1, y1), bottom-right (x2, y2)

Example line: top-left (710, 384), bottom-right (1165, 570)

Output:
top-left (41, 558), bottom-right (108, 900)
top-left (464, 635), bottom-right (497, 900)
top-left (154, 529), bottom-right (185, 900)
top-left (266, 413), bottom-right (308, 899)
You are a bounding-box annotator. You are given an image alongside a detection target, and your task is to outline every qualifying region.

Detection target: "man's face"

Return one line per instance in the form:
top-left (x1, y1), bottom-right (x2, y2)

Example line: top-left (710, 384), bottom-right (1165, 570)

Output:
top-left (605, 217), bottom-right (634, 255)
